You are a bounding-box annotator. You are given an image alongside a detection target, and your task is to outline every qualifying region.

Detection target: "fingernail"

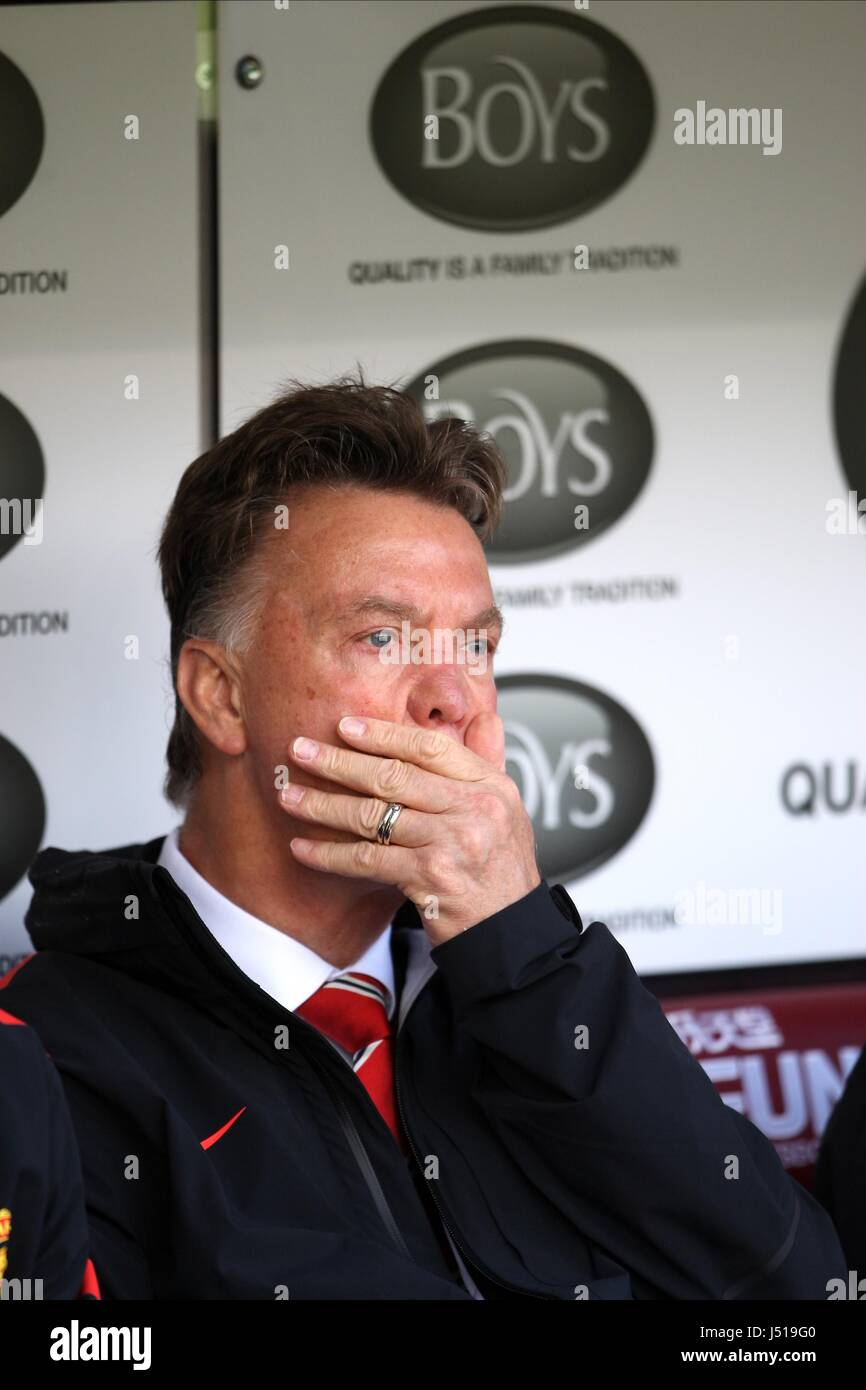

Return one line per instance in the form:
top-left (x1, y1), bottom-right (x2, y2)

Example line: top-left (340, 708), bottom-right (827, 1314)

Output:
top-left (293, 737), bottom-right (319, 759)
top-left (280, 784), bottom-right (304, 804)
top-left (339, 717), bottom-right (367, 736)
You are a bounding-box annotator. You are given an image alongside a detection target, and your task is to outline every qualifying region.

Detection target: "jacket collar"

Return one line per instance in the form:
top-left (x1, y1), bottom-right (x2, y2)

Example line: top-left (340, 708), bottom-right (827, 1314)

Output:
top-left (24, 835), bottom-right (437, 1033)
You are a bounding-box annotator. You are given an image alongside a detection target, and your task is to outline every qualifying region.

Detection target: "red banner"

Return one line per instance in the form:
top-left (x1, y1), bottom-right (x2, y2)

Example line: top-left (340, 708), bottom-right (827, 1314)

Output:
top-left (660, 985), bottom-right (866, 1188)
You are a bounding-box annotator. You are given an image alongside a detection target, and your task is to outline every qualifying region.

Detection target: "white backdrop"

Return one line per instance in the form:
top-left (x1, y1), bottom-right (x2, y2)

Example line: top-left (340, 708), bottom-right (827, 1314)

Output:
top-left (0, 1), bottom-right (201, 955)
top-left (217, 0), bottom-right (866, 974)
top-left (1, 1), bottom-right (864, 982)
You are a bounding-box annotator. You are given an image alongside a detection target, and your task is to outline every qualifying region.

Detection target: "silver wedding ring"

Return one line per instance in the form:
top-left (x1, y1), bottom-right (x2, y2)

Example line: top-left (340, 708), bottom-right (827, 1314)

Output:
top-left (375, 801), bottom-right (404, 845)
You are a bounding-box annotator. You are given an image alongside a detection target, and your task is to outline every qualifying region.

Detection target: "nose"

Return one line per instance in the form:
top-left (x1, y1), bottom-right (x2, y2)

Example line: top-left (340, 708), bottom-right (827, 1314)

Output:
top-left (405, 666), bottom-right (473, 739)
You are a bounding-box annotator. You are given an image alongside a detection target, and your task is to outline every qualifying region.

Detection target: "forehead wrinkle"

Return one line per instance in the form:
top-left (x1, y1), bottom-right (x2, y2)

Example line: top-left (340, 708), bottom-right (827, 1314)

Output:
top-left (325, 594), bottom-right (504, 635)
top-left (327, 595), bottom-right (427, 628)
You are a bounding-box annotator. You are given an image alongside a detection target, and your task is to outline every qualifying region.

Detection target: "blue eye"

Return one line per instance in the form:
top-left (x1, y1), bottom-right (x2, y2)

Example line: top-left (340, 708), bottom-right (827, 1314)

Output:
top-left (467, 635), bottom-right (497, 659)
top-left (365, 629), bottom-right (395, 649)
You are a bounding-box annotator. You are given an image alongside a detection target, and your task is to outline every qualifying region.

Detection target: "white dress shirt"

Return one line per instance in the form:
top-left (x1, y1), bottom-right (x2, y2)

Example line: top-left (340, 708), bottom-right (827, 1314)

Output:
top-left (157, 825), bottom-right (396, 1020)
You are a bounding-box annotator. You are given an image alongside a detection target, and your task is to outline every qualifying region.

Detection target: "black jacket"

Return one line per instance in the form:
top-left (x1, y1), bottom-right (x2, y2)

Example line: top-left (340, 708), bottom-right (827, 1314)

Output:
top-left (0, 1010), bottom-right (96, 1298)
top-left (0, 834), bottom-right (847, 1300)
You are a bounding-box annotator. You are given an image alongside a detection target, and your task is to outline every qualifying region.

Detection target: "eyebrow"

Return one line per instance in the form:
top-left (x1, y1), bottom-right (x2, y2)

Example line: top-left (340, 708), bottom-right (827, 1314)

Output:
top-left (333, 595), bottom-right (505, 638)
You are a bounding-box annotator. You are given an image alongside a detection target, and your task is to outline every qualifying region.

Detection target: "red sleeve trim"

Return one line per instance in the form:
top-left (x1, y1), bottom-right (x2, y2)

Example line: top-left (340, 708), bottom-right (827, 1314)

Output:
top-left (77, 1257), bottom-right (101, 1300)
top-left (0, 954), bottom-right (35, 989)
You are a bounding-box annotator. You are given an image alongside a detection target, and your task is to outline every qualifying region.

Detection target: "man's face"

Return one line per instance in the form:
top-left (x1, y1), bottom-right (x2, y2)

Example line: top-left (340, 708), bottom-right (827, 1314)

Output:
top-left (238, 484), bottom-right (503, 839)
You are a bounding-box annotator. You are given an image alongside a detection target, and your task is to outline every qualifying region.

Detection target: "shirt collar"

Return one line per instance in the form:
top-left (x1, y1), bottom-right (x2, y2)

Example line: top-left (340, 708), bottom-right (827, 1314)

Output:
top-left (156, 827), bottom-right (395, 1019)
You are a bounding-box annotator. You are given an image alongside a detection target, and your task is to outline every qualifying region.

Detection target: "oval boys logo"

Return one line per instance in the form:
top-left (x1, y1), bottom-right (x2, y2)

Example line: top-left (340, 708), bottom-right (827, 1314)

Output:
top-left (497, 674), bottom-right (654, 883)
top-left (405, 340), bottom-right (653, 563)
top-left (370, 5), bottom-right (655, 231)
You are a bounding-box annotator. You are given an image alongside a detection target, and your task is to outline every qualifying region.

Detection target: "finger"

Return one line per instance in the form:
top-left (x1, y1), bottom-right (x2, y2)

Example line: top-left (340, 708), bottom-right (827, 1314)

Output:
top-left (289, 735), bottom-right (452, 812)
top-left (464, 710), bottom-right (505, 773)
top-left (289, 835), bottom-right (415, 886)
top-left (279, 784), bottom-right (429, 848)
top-left (335, 715), bottom-right (493, 783)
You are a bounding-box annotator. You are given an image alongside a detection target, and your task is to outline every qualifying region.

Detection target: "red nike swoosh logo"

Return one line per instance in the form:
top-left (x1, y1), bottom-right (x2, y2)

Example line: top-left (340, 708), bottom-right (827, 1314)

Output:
top-left (200, 1105), bottom-right (247, 1150)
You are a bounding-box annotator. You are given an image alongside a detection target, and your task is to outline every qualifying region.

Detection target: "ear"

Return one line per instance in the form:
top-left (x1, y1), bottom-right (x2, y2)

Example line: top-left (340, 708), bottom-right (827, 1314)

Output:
top-left (175, 638), bottom-right (247, 759)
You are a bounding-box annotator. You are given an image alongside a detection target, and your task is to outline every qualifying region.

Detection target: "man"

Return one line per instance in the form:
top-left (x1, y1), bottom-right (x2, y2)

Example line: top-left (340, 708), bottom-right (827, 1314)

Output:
top-left (1, 373), bottom-right (846, 1298)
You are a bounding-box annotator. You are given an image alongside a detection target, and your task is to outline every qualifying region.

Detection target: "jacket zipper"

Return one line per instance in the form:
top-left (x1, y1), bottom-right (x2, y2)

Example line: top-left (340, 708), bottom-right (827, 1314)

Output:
top-left (311, 1058), bottom-right (413, 1259)
top-left (394, 977), bottom-right (554, 1300)
top-left (276, 1006), bottom-right (415, 1261)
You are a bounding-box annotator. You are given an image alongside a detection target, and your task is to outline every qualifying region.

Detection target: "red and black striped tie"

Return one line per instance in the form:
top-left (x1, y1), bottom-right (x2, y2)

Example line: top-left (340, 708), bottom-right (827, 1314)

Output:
top-left (296, 971), bottom-right (409, 1155)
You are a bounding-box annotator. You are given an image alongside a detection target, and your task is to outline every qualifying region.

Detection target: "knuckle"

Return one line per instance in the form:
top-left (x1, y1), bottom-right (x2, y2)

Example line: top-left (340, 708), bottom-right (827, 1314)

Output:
top-left (418, 730), bottom-right (445, 760)
top-left (358, 798), bottom-right (384, 837)
top-left (489, 792), bottom-right (514, 827)
top-left (422, 848), bottom-right (461, 897)
top-left (324, 746), bottom-right (344, 774)
top-left (474, 788), bottom-right (508, 824)
top-left (419, 845), bottom-right (445, 882)
top-left (296, 787), bottom-right (318, 815)
top-left (378, 757), bottom-right (409, 794)
top-left (356, 840), bottom-right (381, 871)
top-left (461, 821), bottom-right (487, 859)
top-left (499, 774), bottom-right (522, 806)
